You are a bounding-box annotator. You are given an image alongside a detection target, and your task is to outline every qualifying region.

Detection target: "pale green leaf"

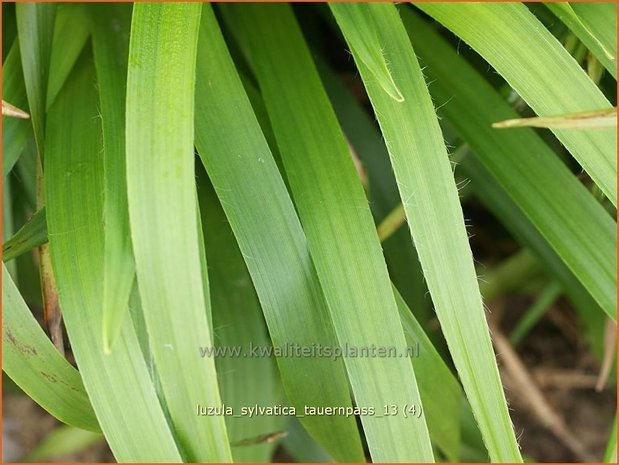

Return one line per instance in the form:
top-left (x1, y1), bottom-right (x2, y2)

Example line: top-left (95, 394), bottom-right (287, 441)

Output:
top-left (195, 5), bottom-right (364, 461)
top-left (2, 264), bottom-right (99, 432)
top-left (45, 54), bottom-right (182, 462)
top-left (47, 4), bottom-right (91, 106)
top-left (198, 172), bottom-right (285, 462)
top-left (395, 287), bottom-right (462, 460)
top-left (317, 54), bottom-right (464, 460)
top-left (317, 60), bottom-right (430, 323)
top-left (91, 3), bottom-right (134, 353)
top-left (126, 3), bottom-right (231, 461)
top-left (401, 7), bottom-right (616, 320)
top-left (4, 4), bottom-right (90, 178)
top-left (16, 2), bottom-right (56, 159)
top-left (416, 2), bottom-right (617, 205)
top-left (225, 4), bottom-right (433, 460)
top-left (327, 3), bottom-right (403, 102)
top-left (546, 2), bottom-right (616, 77)
top-left (331, 3), bottom-right (522, 461)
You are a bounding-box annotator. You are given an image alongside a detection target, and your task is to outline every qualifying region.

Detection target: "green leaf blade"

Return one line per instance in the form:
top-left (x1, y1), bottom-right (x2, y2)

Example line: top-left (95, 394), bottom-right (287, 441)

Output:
top-left (330, 3), bottom-right (404, 102)
top-left (45, 54), bottom-right (182, 462)
top-left (400, 7), bottom-right (616, 321)
top-left (16, 2), bottom-right (56, 160)
top-left (2, 207), bottom-right (47, 262)
top-left (318, 60), bottom-right (431, 325)
top-left (2, 43), bottom-right (32, 178)
top-left (4, 5), bottom-right (90, 179)
top-left (47, 4), bottom-right (91, 107)
top-left (198, 173), bottom-right (285, 462)
top-left (416, 2), bottom-right (617, 206)
top-left (318, 55), bottom-right (462, 459)
top-left (2, 264), bottom-right (99, 432)
top-left (394, 287), bottom-right (463, 460)
top-left (225, 4), bottom-right (433, 461)
top-left (125, 3), bottom-right (231, 461)
top-left (332, 3), bottom-right (522, 461)
top-left (194, 5), bottom-right (364, 461)
top-left (91, 3), bottom-right (134, 353)
top-left (546, 2), bottom-right (616, 77)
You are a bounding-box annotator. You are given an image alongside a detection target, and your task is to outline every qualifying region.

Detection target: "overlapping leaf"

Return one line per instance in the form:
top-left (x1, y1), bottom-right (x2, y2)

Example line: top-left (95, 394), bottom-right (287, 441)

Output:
top-left (416, 2), bottom-right (616, 205)
top-left (16, 2), bottom-right (55, 159)
top-left (45, 53), bottom-right (182, 462)
top-left (224, 4), bottom-right (433, 461)
top-left (2, 265), bottom-right (98, 432)
top-left (194, 4), bottom-right (364, 461)
top-left (198, 172), bottom-right (285, 462)
top-left (330, 3), bottom-right (522, 461)
top-left (91, 3), bottom-right (134, 352)
top-left (2, 207), bottom-right (46, 262)
top-left (401, 7), bottom-right (616, 320)
top-left (546, 2), bottom-right (616, 77)
top-left (125, 3), bottom-right (231, 461)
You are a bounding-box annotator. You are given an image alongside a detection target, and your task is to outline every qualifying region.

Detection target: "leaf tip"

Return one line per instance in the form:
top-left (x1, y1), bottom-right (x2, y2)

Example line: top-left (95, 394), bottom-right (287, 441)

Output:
top-left (2, 100), bottom-right (30, 119)
top-left (102, 326), bottom-right (116, 355)
top-left (385, 83), bottom-right (405, 103)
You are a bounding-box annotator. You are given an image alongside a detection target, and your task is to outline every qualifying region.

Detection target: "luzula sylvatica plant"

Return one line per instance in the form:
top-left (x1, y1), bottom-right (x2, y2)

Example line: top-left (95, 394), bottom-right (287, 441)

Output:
top-left (2, 2), bottom-right (616, 463)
